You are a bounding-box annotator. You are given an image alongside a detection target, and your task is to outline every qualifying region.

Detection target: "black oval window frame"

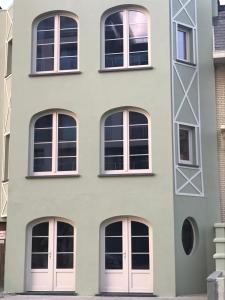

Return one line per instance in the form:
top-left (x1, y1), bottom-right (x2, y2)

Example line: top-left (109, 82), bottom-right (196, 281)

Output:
top-left (181, 218), bottom-right (198, 256)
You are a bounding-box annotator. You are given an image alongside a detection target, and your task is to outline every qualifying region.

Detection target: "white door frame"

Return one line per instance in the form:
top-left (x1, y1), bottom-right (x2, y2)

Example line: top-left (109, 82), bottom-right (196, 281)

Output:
top-left (25, 217), bottom-right (76, 292)
top-left (100, 216), bottom-right (153, 293)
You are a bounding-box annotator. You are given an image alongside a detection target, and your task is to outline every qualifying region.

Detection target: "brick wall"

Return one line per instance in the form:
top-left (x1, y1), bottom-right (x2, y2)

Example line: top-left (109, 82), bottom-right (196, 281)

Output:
top-left (215, 64), bottom-right (225, 221)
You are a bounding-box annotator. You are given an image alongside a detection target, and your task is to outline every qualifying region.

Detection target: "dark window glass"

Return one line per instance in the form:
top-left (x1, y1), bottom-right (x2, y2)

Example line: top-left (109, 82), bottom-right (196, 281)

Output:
top-left (179, 128), bottom-right (190, 161)
top-left (178, 29), bottom-right (187, 60)
top-left (105, 237), bottom-right (122, 253)
top-left (105, 127), bottom-right (123, 141)
top-left (34, 158), bottom-right (52, 172)
top-left (60, 57), bottom-right (77, 70)
top-left (59, 114), bottom-right (76, 127)
top-left (132, 237), bottom-right (149, 253)
top-left (105, 12), bottom-right (123, 25)
top-left (132, 254), bottom-right (149, 269)
top-left (57, 254), bottom-right (73, 269)
top-left (57, 237), bottom-right (74, 252)
top-left (130, 155), bottom-right (149, 169)
top-left (57, 222), bottom-right (74, 236)
top-left (60, 43), bottom-right (77, 56)
top-left (60, 29), bottom-right (77, 43)
top-left (182, 219), bottom-right (194, 255)
top-left (34, 129), bottom-right (52, 143)
top-left (58, 157), bottom-right (76, 171)
top-left (105, 157), bottom-right (123, 170)
top-left (36, 58), bottom-right (54, 72)
top-left (105, 141), bottom-right (123, 156)
top-left (34, 143), bottom-right (52, 158)
top-left (105, 222), bottom-right (122, 236)
top-left (58, 142), bottom-right (76, 157)
top-left (105, 254), bottom-right (122, 269)
top-left (105, 25), bottom-right (123, 39)
top-left (105, 40), bottom-right (123, 54)
top-left (129, 52), bottom-right (148, 66)
top-left (131, 221), bottom-right (148, 236)
top-left (37, 31), bottom-right (54, 44)
top-left (32, 254), bottom-right (48, 269)
top-left (37, 44), bottom-right (54, 58)
top-left (37, 17), bottom-right (54, 31)
top-left (58, 128), bottom-right (76, 141)
top-left (60, 16), bottom-right (77, 29)
top-left (32, 222), bottom-right (49, 236)
top-left (105, 54), bottom-right (123, 68)
top-left (32, 237), bottom-right (48, 252)
top-left (105, 112), bottom-right (123, 126)
top-left (129, 125), bottom-right (148, 140)
top-left (129, 112), bottom-right (148, 125)
top-left (129, 38), bottom-right (148, 52)
top-left (130, 140), bottom-right (148, 155)
top-left (35, 115), bottom-right (53, 129)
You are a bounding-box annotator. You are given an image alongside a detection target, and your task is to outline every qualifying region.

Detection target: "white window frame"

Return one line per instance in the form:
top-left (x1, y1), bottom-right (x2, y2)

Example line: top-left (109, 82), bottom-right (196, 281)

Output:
top-left (176, 24), bottom-right (194, 64)
top-left (178, 124), bottom-right (197, 165)
top-left (101, 108), bottom-right (151, 174)
top-left (30, 111), bottom-right (78, 176)
top-left (32, 12), bottom-right (79, 74)
top-left (101, 7), bottom-right (151, 70)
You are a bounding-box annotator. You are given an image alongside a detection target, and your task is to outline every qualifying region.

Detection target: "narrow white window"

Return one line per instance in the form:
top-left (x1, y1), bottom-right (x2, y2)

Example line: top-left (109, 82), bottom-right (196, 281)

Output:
top-left (102, 109), bottom-right (151, 173)
top-left (179, 125), bottom-right (197, 165)
top-left (177, 25), bottom-right (194, 63)
top-left (32, 112), bottom-right (77, 175)
top-left (34, 14), bottom-right (78, 73)
top-left (103, 8), bottom-right (150, 69)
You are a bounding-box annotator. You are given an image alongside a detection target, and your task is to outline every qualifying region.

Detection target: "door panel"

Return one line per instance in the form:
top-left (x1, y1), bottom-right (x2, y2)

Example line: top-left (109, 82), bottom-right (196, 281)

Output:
top-left (101, 218), bottom-right (152, 293)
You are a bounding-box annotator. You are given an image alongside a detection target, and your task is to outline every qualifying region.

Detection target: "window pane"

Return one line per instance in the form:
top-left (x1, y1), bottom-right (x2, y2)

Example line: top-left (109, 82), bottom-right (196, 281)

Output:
top-left (60, 43), bottom-right (77, 56)
top-left (129, 51), bottom-right (148, 66)
top-left (58, 128), bottom-right (76, 141)
top-left (57, 254), bottom-right (73, 269)
top-left (131, 221), bottom-right (149, 236)
top-left (178, 30), bottom-right (187, 60)
top-left (132, 254), bottom-right (149, 269)
top-left (57, 237), bottom-right (74, 252)
top-left (105, 141), bottom-right (123, 156)
top-left (105, 112), bottom-right (123, 126)
top-left (130, 155), bottom-right (149, 170)
top-left (58, 157), bottom-right (76, 171)
top-left (130, 140), bottom-right (148, 155)
top-left (35, 115), bottom-right (53, 128)
top-left (57, 222), bottom-right (74, 236)
top-left (60, 16), bottom-right (77, 29)
top-left (105, 222), bottom-right (122, 236)
top-left (32, 237), bottom-right (48, 252)
top-left (179, 128), bottom-right (190, 161)
top-left (34, 143), bottom-right (52, 158)
top-left (129, 24), bottom-right (148, 38)
top-left (129, 125), bottom-right (148, 139)
top-left (105, 54), bottom-right (123, 68)
top-left (37, 44), bottom-right (54, 58)
top-left (105, 237), bottom-right (122, 252)
top-left (60, 29), bottom-right (77, 43)
top-left (32, 222), bottom-right (49, 236)
top-left (182, 219), bottom-right (194, 255)
top-left (129, 112), bottom-right (148, 125)
top-left (129, 11), bottom-right (147, 24)
top-left (132, 237), bottom-right (149, 253)
top-left (37, 17), bottom-right (54, 30)
top-left (105, 40), bottom-right (123, 54)
top-left (32, 254), bottom-right (48, 269)
top-left (105, 254), bottom-right (122, 269)
top-left (34, 129), bottom-right (52, 142)
top-left (34, 158), bottom-right (52, 172)
top-left (59, 114), bottom-right (76, 127)
top-left (105, 157), bottom-right (123, 170)
top-left (105, 127), bottom-right (123, 141)
top-left (37, 30), bottom-right (54, 44)
top-left (60, 57), bottom-right (77, 70)
top-left (105, 12), bottom-right (123, 25)
top-left (58, 142), bottom-right (76, 156)
top-left (105, 25), bottom-right (123, 39)
top-left (36, 58), bottom-right (54, 72)
top-left (129, 38), bottom-right (148, 52)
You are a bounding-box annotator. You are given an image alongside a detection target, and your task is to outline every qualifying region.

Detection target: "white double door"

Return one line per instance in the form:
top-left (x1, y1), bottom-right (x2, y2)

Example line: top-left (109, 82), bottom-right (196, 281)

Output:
top-left (101, 217), bottom-right (153, 293)
top-left (26, 218), bottom-right (75, 292)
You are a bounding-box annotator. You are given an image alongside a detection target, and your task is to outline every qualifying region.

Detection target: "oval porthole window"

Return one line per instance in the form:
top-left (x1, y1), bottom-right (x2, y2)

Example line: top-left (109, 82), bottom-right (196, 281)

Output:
top-left (182, 218), bottom-right (197, 255)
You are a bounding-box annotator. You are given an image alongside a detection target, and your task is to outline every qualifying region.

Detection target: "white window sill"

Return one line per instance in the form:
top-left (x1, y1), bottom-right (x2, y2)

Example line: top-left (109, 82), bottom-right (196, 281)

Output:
top-left (98, 66), bottom-right (154, 73)
top-left (26, 174), bottom-right (81, 179)
top-left (29, 71), bottom-right (82, 77)
top-left (98, 173), bottom-right (155, 177)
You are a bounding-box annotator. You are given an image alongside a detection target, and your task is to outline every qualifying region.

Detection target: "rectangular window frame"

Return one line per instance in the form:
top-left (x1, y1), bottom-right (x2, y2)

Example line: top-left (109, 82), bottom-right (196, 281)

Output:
top-left (176, 24), bottom-right (195, 64)
top-left (178, 124), bottom-right (198, 166)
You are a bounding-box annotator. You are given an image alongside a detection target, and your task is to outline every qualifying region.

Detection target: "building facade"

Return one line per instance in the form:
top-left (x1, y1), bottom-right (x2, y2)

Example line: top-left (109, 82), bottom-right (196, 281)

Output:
top-left (0, 0), bottom-right (220, 296)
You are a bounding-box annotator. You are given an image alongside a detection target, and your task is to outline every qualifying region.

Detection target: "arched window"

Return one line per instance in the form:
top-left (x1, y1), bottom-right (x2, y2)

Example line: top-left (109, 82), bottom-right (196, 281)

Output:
top-left (102, 7), bottom-right (150, 69)
top-left (31, 112), bottom-right (77, 175)
top-left (33, 13), bottom-right (78, 73)
top-left (102, 109), bottom-right (151, 174)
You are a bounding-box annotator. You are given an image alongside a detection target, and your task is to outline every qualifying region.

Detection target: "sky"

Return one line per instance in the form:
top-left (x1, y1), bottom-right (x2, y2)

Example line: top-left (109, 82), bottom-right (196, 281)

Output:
top-left (0, 0), bottom-right (225, 8)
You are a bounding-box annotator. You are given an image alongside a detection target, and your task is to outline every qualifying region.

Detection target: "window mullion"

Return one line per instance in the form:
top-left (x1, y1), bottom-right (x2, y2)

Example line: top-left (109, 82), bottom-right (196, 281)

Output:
top-left (54, 15), bottom-right (60, 72)
top-left (124, 110), bottom-right (129, 171)
top-left (52, 113), bottom-right (58, 173)
top-left (124, 10), bottom-right (128, 67)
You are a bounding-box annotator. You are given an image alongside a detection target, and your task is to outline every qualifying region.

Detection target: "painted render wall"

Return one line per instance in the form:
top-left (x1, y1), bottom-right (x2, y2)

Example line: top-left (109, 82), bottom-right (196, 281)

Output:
top-left (4, 0), bottom-right (176, 297)
top-left (173, 0), bottom-right (220, 295)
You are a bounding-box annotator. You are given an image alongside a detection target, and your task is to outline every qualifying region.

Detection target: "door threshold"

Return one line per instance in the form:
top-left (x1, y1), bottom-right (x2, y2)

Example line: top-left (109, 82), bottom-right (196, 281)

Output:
top-left (18, 292), bottom-right (78, 296)
top-left (96, 293), bottom-right (156, 297)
